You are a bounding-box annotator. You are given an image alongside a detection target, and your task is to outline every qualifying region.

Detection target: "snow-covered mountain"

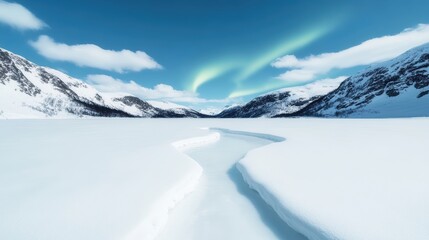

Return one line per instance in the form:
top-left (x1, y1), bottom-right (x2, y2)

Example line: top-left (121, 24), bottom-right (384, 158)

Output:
top-left (3, 42), bottom-right (428, 119)
top-left (217, 78), bottom-right (345, 118)
top-left (147, 100), bottom-right (207, 118)
top-left (289, 43), bottom-right (429, 118)
top-left (0, 48), bottom-right (206, 119)
top-left (198, 108), bottom-right (223, 116)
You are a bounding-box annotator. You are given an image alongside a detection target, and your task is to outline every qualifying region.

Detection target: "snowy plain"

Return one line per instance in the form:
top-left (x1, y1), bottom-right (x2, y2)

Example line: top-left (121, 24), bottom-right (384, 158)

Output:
top-left (1, 118), bottom-right (428, 240)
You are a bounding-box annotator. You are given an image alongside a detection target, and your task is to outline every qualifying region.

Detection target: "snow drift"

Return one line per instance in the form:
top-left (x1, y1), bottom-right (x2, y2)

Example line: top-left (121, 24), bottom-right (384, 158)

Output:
top-left (0, 119), bottom-right (220, 240)
top-left (233, 118), bottom-right (429, 240)
top-left (1, 119), bottom-right (428, 240)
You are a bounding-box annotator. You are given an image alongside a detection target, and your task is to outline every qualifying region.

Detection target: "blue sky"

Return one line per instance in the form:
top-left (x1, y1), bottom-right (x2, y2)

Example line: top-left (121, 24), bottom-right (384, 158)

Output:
top-left (1, 0), bottom-right (429, 110)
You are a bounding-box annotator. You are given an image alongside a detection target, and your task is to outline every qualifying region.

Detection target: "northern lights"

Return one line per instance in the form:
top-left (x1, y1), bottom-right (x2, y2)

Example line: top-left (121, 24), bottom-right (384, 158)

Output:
top-left (190, 18), bottom-right (341, 99)
top-left (233, 23), bottom-right (335, 84)
top-left (190, 60), bottom-right (239, 92)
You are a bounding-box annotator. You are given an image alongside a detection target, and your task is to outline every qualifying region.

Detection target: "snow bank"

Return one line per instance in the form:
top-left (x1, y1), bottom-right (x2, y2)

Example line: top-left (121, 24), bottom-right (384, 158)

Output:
top-left (237, 158), bottom-right (328, 240)
top-left (121, 145), bottom-right (203, 240)
top-left (125, 132), bottom-right (222, 239)
top-left (0, 119), bottom-right (217, 240)
top-left (232, 118), bottom-right (429, 240)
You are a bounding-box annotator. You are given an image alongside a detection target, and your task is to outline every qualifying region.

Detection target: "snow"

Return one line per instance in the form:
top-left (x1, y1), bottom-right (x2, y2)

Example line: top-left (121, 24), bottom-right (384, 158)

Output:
top-left (172, 132), bottom-right (220, 151)
top-left (1, 118), bottom-right (428, 240)
top-left (218, 77), bottom-right (346, 118)
top-left (0, 78), bottom-right (75, 119)
top-left (311, 43), bottom-right (429, 118)
top-left (198, 108), bottom-right (222, 115)
top-left (38, 67), bottom-right (155, 117)
top-left (348, 86), bottom-right (429, 118)
top-left (259, 77), bottom-right (346, 117)
top-left (233, 118), bottom-right (429, 240)
top-left (0, 120), bottom-right (213, 240)
top-left (158, 133), bottom-right (306, 240)
top-left (0, 48), bottom-right (182, 118)
top-left (343, 45), bottom-right (429, 117)
top-left (147, 100), bottom-right (192, 115)
top-left (264, 77), bottom-right (346, 99)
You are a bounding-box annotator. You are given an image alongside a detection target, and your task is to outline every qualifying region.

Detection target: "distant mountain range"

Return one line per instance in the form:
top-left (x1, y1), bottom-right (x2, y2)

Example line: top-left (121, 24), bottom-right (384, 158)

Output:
top-left (1, 44), bottom-right (428, 119)
top-left (216, 78), bottom-right (345, 118)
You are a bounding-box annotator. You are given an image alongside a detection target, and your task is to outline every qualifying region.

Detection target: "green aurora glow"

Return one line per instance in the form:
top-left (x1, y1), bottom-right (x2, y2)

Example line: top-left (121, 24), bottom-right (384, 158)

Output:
top-left (189, 18), bottom-right (341, 98)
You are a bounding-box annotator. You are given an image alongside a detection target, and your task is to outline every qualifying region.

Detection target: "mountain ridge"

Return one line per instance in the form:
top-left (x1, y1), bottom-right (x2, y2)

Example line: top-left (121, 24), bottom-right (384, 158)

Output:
top-left (0, 47), bottom-right (208, 119)
top-left (276, 43), bottom-right (429, 118)
top-left (2, 43), bottom-right (429, 119)
top-left (216, 77), bottom-right (346, 118)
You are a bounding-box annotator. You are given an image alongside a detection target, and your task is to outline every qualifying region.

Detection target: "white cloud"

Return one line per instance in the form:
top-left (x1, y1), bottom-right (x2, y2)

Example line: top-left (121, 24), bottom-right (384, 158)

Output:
top-left (30, 35), bottom-right (162, 73)
top-left (86, 74), bottom-right (228, 104)
top-left (0, 0), bottom-right (45, 30)
top-left (272, 24), bottom-right (429, 81)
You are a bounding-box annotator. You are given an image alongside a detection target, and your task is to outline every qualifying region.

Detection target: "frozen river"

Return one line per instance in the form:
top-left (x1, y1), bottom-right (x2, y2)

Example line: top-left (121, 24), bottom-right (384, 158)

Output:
top-left (157, 132), bottom-right (307, 240)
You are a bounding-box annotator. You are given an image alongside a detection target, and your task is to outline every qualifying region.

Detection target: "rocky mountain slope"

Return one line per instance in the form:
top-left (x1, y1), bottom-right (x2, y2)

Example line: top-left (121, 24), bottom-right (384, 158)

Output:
top-left (217, 78), bottom-right (345, 118)
top-left (147, 100), bottom-right (205, 118)
top-left (282, 43), bottom-right (429, 118)
top-left (0, 48), bottom-right (206, 119)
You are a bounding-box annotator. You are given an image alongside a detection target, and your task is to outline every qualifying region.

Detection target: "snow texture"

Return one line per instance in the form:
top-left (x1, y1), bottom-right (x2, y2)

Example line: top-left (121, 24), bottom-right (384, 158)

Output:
top-left (233, 118), bottom-right (429, 240)
top-left (1, 119), bottom-right (428, 240)
top-left (157, 133), bottom-right (306, 240)
top-left (0, 120), bottom-right (221, 240)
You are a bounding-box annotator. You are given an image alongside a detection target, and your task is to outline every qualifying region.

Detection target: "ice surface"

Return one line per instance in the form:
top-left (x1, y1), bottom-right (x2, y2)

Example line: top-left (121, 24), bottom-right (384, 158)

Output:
top-left (158, 133), bottom-right (307, 240)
